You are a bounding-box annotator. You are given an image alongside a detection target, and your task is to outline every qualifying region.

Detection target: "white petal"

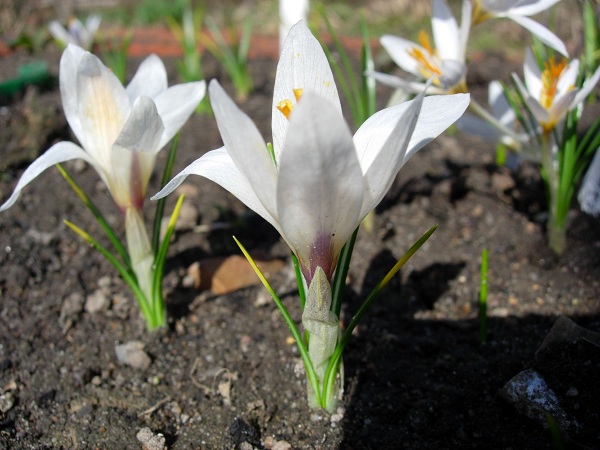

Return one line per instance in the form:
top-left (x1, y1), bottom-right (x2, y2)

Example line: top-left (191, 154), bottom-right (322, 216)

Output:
top-left (110, 96), bottom-right (164, 207)
top-left (578, 147), bottom-right (600, 216)
top-left (508, 0), bottom-right (561, 16)
top-left (523, 48), bottom-right (543, 100)
top-left (556, 59), bottom-right (579, 96)
top-left (209, 80), bottom-right (278, 220)
top-left (354, 92), bottom-right (469, 217)
top-left (0, 142), bottom-right (93, 211)
top-left (272, 21), bottom-right (340, 161)
top-left (151, 148), bottom-right (281, 233)
top-left (439, 59), bottom-right (466, 90)
top-left (432, 0), bottom-right (460, 61)
top-left (277, 93), bottom-right (364, 271)
top-left (60, 45), bottom-right (87, 144)
top-left (76, 52), bottom-right (130, 173)
top-left (357, 89), bottom-right (425, 219)
top-left (153, 81), bottom-right (206, 149)
top-left (459, 0), bottom-right (472, 59)
top-left (380, 35), bottom-right (424, 77)
top-left (572, 63), bottom-right (600, 107)
top-left (355, 93), bottom-right (470, 176)
top-left (126, 54), bottom-right (168, 103)
top-left (368, 71), bottom-right (446, 95)
top-left (489, 80), bottom-right (515, 126)
top-left (509, 15), bottom-right (568, 57)
top-left (49, 21), bottom-right (74, 46)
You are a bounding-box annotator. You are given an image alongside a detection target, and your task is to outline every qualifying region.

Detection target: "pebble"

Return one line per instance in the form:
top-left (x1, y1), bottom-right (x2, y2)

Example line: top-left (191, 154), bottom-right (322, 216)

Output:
top-left (136, 427), bottom-right (166, 450)
top-left (85, 290), bottom-right (109, 313)
top-left (115, 341), bottom-right (151, 370)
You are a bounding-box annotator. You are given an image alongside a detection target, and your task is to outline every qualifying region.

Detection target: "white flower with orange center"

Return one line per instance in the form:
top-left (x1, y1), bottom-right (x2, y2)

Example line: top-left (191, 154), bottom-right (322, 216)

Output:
top-left (369, 0), bottom-right (471, 95)
top-left (514, 49), bottom-right (600, 133)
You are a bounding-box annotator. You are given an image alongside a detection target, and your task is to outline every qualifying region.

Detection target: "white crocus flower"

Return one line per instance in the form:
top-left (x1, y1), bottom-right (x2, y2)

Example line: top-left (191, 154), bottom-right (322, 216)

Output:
top-left (0, 45), bottom-right (205, 213)
top-left (514, 49), bottom-right (600, 133)
top-left (471, 0), bottom-right (567, 57)
top-left (370, 0), bottom-right (472, 95)
top-left (0, 45), bottom-right (205, 302)
top-left (154, 21), bottom-right (468, 410)
top-left (153, 21), bottom-right (470, 285)
top-left (49, 15), bottom-right (102, 50)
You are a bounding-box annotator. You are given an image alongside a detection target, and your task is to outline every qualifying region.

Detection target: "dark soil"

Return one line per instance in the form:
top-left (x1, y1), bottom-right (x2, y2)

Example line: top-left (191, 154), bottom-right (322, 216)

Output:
top-left (1, 40), bottom-right (599, 450)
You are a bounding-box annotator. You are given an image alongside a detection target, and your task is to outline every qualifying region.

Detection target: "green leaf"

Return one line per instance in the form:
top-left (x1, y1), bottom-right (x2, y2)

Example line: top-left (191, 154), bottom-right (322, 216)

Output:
top-left (64, 220), bottom-right (153, 323)
top-left (233, 236), bottom-right (321, 404)
top-left (56, 164), bottom-right (132, 271)
top-left (321, 225), bottom-right (437, 408)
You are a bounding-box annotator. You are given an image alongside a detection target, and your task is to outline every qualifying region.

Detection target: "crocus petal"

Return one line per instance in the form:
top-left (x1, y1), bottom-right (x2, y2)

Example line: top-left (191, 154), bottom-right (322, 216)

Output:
top-left (153, 81), bottom-right (206, 149)
top-left (578, 147), bottom-right (600, 216)
top-left (110, 96), bottom-right (164, 207)
top-left (367, 71), bottom-right (447, 95)
top-left (432, 0), bottom-right (460, 61)
top-left (489, 80), bottom-right (515, 126)
top-left (272, 20), bottom-right (340, 161)
top-left (523, 49), bottom-right (543, 100)
top-left (572, 63), bottom-right (600, 107)
top-left (0, 142), bottom-right (93, 211)
top-left (49, 21), bottom-right (74, 46)
top-left (507, 0), bottom-right (561, 16)
top-left (84, 15), bottom-right (102, 41)
top-left (508, 15), bottom-right (568, 57)
top-left (210, 80), bottom-right (278, 220)
top-left (439, 59), bottom-right (465, 90)
top-left (126, 54), bottom-right (169, 102)
top-left (354, 92), bottom-right (470, 217)
top-left (459, 0), bottom-right (472, 59)
top-left (550, 90), bottom-right (577, 123)
top-left (556, 59), bottom-right (579, 95)
top-left (358, 89), bottom-right (425, 218)
top-left (380, 35), bottom-right (424, 77)
top-left (277, 93), bottom-right (364, 276)
top-left (151, 148), bottom-right (282, 234)
top-left (60, 45), bottom-right (87, 144)
top-left (76, 52), bottom-right (131, 173)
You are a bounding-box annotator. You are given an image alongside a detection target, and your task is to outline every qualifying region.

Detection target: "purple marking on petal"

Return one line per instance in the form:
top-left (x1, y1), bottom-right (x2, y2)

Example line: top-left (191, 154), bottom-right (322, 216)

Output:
top-left (301, 231), bottom-right (337, 284)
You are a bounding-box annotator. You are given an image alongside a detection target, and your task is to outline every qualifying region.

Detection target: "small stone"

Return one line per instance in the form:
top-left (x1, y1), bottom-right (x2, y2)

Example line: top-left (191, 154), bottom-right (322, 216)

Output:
top-left (115, 341), bottom-right (151, 370)
top-left (239, 443), bottom-right (253, 450)
top-left (136, 427), bottom-right (166, 450)
top-left (272, 440), bottom-right (292, 450)
top-left (0, 392), bottom-right (14, 413)
top-left (85, 290), bottom-right (109, 314)
top-left (566, 387), bottom-right (579, 397)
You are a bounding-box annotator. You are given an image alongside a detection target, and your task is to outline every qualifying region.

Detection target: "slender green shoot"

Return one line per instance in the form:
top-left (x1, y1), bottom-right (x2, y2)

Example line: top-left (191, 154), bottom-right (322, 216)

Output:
top-left (151, 194), bottom-right (185, 328)
top-left (321, 225), bottom-right (437, 409)
top-left (152, 133), bottom-right (180, 254)
top-left (331, 227), bottom-right (358, 318)
top-left (291, 253), bottom-right (306, 310)
top-left (479, 248), bottom-right (488, 344)
top-left (233, 236), bottom-right (321, 404)
top-left (56, 164), bottom-right (132, 270)
top-left (64, 220), bottom-right (152, 322)
top-left (202, 15), bottom-right (254, 101)
top-left (266, 142), bottom-right (277, 168)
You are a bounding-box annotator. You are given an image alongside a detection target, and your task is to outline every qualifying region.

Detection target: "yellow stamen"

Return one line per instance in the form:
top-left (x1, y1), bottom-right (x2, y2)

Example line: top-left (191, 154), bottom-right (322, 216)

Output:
top-left (540, 57), bottom-right (568, 109)
top-left (406, 30), bottom-right (442, 80)
top-left (276, 88), bottom-right (304, 120)
top-left (276, 99), bottom-right (294, 119)
top-left (417, 30), bottom-right (434, 57)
